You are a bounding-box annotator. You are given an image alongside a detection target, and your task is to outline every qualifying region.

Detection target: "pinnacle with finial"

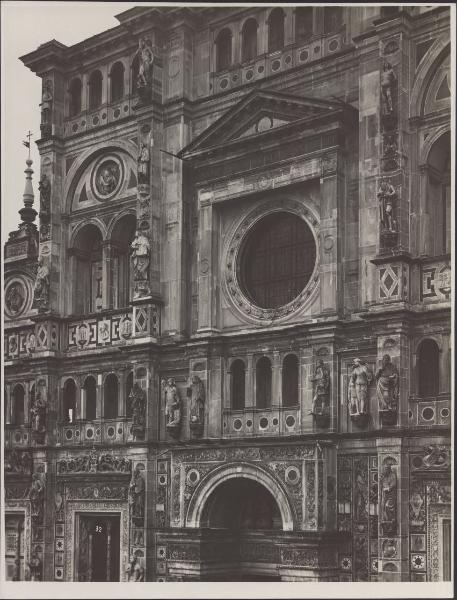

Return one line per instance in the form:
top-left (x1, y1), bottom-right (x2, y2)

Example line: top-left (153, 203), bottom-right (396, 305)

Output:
top-left (19, 133), bottom-right (37, 225)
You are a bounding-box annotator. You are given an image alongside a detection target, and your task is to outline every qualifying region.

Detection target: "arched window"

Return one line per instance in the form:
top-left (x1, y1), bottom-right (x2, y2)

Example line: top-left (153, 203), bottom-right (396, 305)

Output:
top-left (242, 19), bottom-right (258, 62)
top-left (282, 354), bottom-right (299, 407)
top-left (268, 8), bottom-right (285, 53)
top-left (256, 357), bottom-right (272, 409)
top-left (110, 62), bottom-right (125, 102)
top-left (418, 339), bottom-right (439, 397)
top-left (125, 372), bottom-right (134, 418)
top-left (84, 376), bottom-right (97, 421)
top-left (215, 28), bottom-right (232, 71)
top-left (12, 385), bottom-right (25, 425)
top-left (72, 224), bottom-right (103, 315)
top-left (110, 214), bottom-right (136, 309)
top-left (295, 7), bottom-right (313, 44)
top-left (88, 70), bottom-right (103, 110)
top-left (63, 379), bottom-right (77, 424)
top-left (323, 7), bottom-right (343, 34)
top-left (68, 78), bottom-right (82, 117)
top-left (231, 360), bottom-right (246, 410)
top-left (426, 132), bottom-right (450, 256)
top-left (104, 374), bottom-right (118, 419)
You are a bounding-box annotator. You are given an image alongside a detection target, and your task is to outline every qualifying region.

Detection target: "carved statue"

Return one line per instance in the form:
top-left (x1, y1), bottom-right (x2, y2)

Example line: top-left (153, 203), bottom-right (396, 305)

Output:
top-left (163, 377), bottom-right (181, 436)
top-left (377, 181), bottom-right (397, 233)
top-left (27, 549), bottom-right (42, 581)
top-left (348, 359), bottom-right (372, 416)
top-left (309, 360), bottom-right (330, 416)
top-left (354, 469), bottom-right (367, 521)
top-left (30, 386), bottom-right (46, 434)
top-left (137, 37), bottom-right (154, 98)
top-left (30, 473), bottom-right (45, 522)
top-left (126, 554), bottom-right (144, 582)
top-left (380, 461), bottom-right (397, 534)
top-left (187, 375), bottom-right (205, 433)
top-left (40, 80), bottom-right (53, 125)
top-left (129, 465), bottom-right (145, 524)
top-left (130, 384), bottom-right (146, 441)
top-left (33, 256), bottom-right (50, 311)
top-left (38, 174), bottom-right (51, 221)
top-left (376, 354), bottom-right (399, 413)
top-left (381, 61), bottom-right (397, 114)
top-left (130, 230), bottom-right (150, 282)
top-left (137, 142), bottom-right (150, 184)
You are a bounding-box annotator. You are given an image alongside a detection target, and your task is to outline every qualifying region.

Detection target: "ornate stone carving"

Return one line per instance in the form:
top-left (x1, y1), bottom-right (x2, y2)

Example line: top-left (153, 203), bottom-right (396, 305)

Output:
top-left (27, 547), bottom-right (43, 581)
top-left (377, 180), bottom-right (398, 248)
top-left (348, 359), bottom-right (372, 426)
top-left (67, 484), bottom-right (127, 500)
top-left (129, 465), bottom-right (145, 526)
top-left (126, 552), bottom-right (145, 581)
top-left (409, 484), bottom-right (425, 529)
top-left (137, 142), bottom-right (150, 184)
top-left (5, 449), bottom-right (32, 474)
top-left (422, 445), bottom-right (450, 470)
top-left (5, 281), bottom-right (26, 316)
top-left (136, 37), bottom-right (154, 103)
top-left (32, 256), bottom-right (50, 312)
top-left (309, 360), bottom-right (330, 426)
top-left (382, 134), bottom-right (399, 171)
top-left (57, 450), bottom-right (131, 474)
top-left (130, 230), bottom-right (151, 297)
top-left (380, 459), bottom-right (397, 535)
top-left (38, 174), bottom-right (51, 223)
top-left (354, 459), bottom-right (368, 524)
top-left (375, 354), bottom-right (399, 425)
top-left (382, 539), bottom-right (397, 558)
top-left (381, 62), bottom-right (397, 116)
top-left (40, 79), bottom-right (53, 139)
top-left (95, 160), bottom-right (120, 196)
top-left (187, 375), bottom-right (205, 436)
top-left (163, 378), bottom-right (181, 437)
top-left (129, 383), bottom-right (146, 441)
top-left (30, 473), bottom-right (45, 523)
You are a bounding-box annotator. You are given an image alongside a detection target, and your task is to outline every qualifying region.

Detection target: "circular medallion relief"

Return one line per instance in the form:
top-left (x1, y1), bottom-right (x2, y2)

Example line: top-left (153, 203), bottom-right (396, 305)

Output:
top-left (225, 203), bottom-right (319, 322)
top-left (91, 155), bottom-right (123, 201)
top-left (5, 280), bottom-right (27, 317)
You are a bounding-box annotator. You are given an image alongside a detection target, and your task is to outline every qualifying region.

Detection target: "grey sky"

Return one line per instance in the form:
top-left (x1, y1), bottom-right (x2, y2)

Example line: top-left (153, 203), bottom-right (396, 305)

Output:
top-left (1, 1), bottom-right (137, 239)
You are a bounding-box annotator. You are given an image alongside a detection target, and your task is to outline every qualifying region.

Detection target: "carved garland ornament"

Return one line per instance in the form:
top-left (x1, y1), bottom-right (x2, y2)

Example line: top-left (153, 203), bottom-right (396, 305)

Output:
top-left (223, 199), bottom-right (320, 322)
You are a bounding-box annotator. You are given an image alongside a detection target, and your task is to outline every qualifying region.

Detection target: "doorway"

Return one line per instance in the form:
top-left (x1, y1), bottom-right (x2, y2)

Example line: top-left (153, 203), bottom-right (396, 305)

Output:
top-left (76, 514), bottom-right (120, 581)
top-left (5, 514), bottom-right (25, 581)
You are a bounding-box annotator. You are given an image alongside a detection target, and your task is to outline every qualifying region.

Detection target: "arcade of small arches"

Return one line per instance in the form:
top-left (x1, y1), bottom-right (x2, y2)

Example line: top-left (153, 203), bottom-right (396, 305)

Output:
top-left (4, 337), bottom-right (445, 426)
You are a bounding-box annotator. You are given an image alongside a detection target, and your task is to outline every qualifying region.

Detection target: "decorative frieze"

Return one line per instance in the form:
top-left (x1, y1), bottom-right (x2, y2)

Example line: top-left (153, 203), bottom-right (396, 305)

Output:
top-left (57, 450), bottom-right (131, 475)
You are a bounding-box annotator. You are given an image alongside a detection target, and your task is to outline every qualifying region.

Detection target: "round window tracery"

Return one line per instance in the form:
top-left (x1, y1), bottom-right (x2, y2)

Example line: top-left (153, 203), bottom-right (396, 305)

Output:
top-left (225, 203), bottom-right (319, 321)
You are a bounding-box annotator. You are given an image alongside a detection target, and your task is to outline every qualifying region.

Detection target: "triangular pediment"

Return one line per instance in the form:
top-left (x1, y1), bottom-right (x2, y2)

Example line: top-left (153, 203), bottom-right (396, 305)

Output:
top-left (179, 89), bottom-right (346, 158)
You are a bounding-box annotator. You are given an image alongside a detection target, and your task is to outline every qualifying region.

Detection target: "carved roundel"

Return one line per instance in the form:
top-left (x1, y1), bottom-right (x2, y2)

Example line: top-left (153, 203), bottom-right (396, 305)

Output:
top-left (223, 199), bottom-right (320, 322)
top-left (5, 276), bottom-right (31, 319)
top-left (91, 155), bottom-right (124, 201)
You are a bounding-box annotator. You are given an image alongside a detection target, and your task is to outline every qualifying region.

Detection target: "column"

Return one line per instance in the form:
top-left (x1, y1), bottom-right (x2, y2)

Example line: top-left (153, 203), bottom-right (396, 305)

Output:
top-left (196, 200), bottom-right (218, 333)
top-left (272, 351), bottom-right (281, 407)
top-left (246, 354), bottom-right (254, 408)
top-left (96, 374), bottom-right (102, 419)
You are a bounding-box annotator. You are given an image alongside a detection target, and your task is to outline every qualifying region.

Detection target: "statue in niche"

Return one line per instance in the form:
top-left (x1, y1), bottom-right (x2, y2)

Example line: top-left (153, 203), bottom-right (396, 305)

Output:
top-left (129, 383), bottom-right (146, 441)
top-left (137, 142), bottom-right (150, 185)
top-left (31, 385), bottom-right (46, 435)
top-left (376, 354), bottom-right (399, 424)
top-left (163, 377), bottom-right (181, 437)
top-left (378, 181), bottom-right (398, 233)
top-left (30, 473), bottom-right (45, 522)
top-left (187, 375), bottom-right (205, 435)
top-left (136, 37), bottom-right (154, 101)
top-left (33, 256), bottom-right (50, 311)
top-left (38, 174), bottom-right (51, 222)
top-left (130, 230), bottom-right (150, 282)
top-left (126, 554), bottom-right (144, 582)
top-left (380, 461), bottom-right (397, 535)
top-left (354, 467), bottom-right (367, 522)
top-left (348, 358), bottom-right (373, 418)
top-left (129, 465), bottom-right (145, 525)
top-left (381, 61), bottom-right (397, 115)
top-left (309, 360), bottom-right (330, 421)
top-left (40, 80), bottom-right (53, 138)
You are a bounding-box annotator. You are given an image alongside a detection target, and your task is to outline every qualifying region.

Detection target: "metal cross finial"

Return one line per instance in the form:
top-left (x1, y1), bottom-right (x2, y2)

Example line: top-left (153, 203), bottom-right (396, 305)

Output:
top-left (22, 130), bottom-right (33, 159)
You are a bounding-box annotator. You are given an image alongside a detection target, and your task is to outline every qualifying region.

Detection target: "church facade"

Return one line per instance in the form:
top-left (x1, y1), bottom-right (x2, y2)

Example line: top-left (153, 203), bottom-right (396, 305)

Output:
top-left (3, 5), bottom-right (451, 583)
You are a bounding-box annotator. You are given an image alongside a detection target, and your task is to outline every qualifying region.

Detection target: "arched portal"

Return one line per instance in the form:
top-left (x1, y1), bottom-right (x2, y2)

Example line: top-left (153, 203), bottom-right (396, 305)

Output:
top-left (186, 463), bottom-right (294, 531)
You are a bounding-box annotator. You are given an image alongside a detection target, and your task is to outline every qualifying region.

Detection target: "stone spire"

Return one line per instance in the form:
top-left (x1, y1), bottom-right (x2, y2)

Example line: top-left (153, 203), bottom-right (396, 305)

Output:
top-left (18, 157), bottom-right (37, 227)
